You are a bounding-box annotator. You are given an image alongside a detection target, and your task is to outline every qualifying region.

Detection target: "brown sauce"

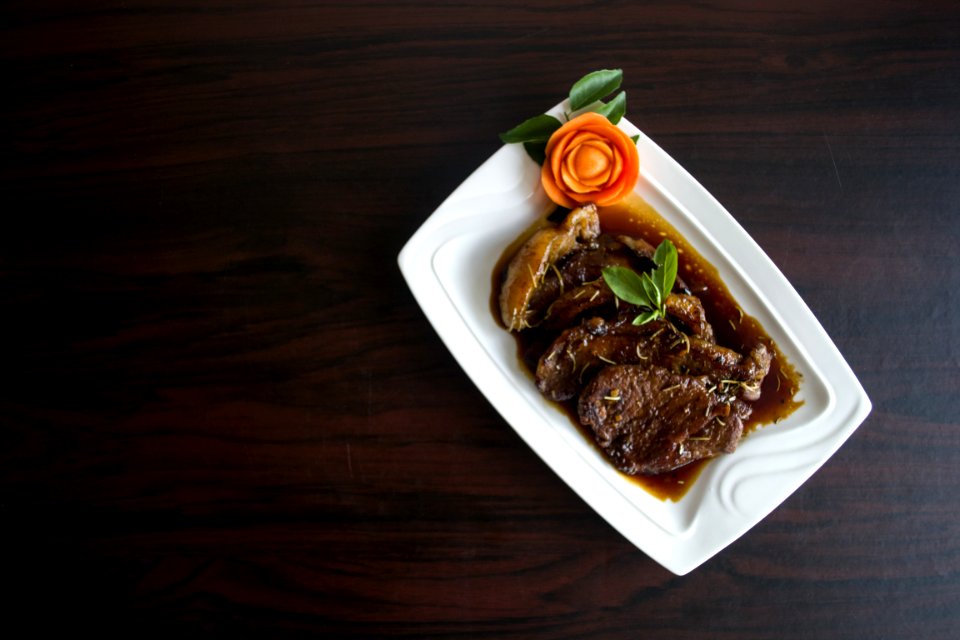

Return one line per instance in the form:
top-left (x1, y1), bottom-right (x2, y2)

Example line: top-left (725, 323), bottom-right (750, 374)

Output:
top-left (492, 194), bottom-right (802, 501)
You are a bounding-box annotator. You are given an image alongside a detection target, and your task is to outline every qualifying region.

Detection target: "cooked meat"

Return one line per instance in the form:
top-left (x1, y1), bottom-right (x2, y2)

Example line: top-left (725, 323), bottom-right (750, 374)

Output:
top-left (502, 223), bottom-right (702, 333)
top-left (614, 234), bottom-right (657, 261)
top-left (536, 311), bottom-right (769, 404)
top-left (578, 365), bottom-right (746, 475)
top-left (665, 294), bottom-right (713, 341)
top-left (499, 205), bottom-right (600, 330)
top-left (541, 265), bottom-right (709, 334)
top-left (536, 316), bottom-right (676, 401)
top-left (530, 234), bottom-right (645, 330)
top-left (665, 340), bottom-right (771, 401)
top-left (556, 234), bottom-right (637, 285)
top-left (541, 281), bottom-right (616, 331)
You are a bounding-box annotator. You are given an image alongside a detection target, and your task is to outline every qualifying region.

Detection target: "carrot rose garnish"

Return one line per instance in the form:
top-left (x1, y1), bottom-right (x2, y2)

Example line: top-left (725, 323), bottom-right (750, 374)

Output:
top-left (540, 112), bottom-right (639, 208)
top-left (498, 70), bottom-right (640, 209)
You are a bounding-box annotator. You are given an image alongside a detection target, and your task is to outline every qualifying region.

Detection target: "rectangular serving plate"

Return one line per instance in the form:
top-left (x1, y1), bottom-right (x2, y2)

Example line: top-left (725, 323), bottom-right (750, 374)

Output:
top-left (397, 110), bottom-right (871, 575)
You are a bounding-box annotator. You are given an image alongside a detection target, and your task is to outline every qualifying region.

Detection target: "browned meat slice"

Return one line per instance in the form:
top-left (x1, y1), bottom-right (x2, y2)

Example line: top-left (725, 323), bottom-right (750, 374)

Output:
top-left (556, 234), bottom-right (636, 285)
top-left (552, 234), bottom-right (689, 298)
top-left (665, 294), bottom-right (713, 340)
top-left (542, 281), bottom-right (616, 331)
top-left (536, 235), bottom-right (656, 331)
top-left (666, 340), bottom-right (771, 401)
top-left (614, 234), bottom-right (657, 260)
top-left (578, 365), bottom-right (746, 475)
top-left (499, 205), bottom-right (600, 331)
top-left (530, 234), bottom-right (644, 328)
top-left (535, 316), bottom-right (675, 401)
top-left (536, 312), bottom-right (769, 403)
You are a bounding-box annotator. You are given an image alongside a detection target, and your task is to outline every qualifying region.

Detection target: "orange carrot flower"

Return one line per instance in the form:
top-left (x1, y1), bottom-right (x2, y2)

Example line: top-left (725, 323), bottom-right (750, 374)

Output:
top-left (540, 112), bottom-right (640, 208)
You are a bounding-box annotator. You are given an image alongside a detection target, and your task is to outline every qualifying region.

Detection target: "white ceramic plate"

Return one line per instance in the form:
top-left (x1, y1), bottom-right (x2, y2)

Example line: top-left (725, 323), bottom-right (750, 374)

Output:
top-left (397, 107), bottom-right (871, 575)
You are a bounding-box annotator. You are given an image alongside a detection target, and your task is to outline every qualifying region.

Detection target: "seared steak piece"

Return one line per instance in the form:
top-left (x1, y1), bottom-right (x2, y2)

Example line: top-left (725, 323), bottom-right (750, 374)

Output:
top-left (536, 316), bottom-right (676, 401)
top-left (532, 234), bottom-right (652, 330)
top-left (579, 365), bottom-right (746, 475)
top-left (562, 232), bottom-right (691, 294)
top-left (523, 233), bottom-right (690, 328)
top-left (557, 234), bottom-right (640, 285)
top-left (665, 294), bottom-right (713, 341)
top-left (542, 281), bottom-right (616, 331)
top-left (535, 296), bottom-right (724, 403)
top-left (665, 340), bottom-right (771, 401)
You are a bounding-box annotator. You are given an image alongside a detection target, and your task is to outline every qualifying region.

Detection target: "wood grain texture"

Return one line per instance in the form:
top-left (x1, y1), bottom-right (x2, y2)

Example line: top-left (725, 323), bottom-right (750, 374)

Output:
top-left (2, 0), bottom-right (959, 637)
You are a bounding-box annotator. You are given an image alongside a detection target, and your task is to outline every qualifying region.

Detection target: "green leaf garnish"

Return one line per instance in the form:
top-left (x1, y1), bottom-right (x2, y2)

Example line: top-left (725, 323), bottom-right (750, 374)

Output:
top-left (523, 141), bottom-right (547, 164)
top-left (594, 90), bottom-right (626, 124)
top-left (631, 309), bottom-right (661, 326)
top-left (652, 238), bottom-right (678, 300)
top-left (630, 134), bottom-right (640, 144)
top-left (499, 114), bottom-right (563, 144)
top-left (569, 69), bottom-right (623, 111)
top-left (499, 69), bottom-right (633, 166)
top-left (652, 239), bottom-right (671, 267)
top-left (601, 239), bottom-right (679, 325)
top-left (641, 272), bottom-right (661, 309)
top-left (601, 265), bottom-right (653, 308)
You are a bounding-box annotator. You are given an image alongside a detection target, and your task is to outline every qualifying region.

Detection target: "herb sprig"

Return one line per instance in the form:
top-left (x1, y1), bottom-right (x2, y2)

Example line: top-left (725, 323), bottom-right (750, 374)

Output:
top-left (499, 69), bottom-right (629, 163)
top-left (601, 239), bottom-right (679, 325)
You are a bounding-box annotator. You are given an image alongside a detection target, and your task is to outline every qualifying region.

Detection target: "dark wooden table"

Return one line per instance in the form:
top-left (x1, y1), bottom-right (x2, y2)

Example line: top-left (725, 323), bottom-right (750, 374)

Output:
top-left (3, 1), bottom-right (959, 636)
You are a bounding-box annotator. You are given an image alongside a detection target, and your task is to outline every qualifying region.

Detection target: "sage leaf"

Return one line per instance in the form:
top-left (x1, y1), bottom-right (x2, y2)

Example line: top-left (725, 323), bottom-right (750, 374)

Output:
top-left (603, 239), bottom-right (679, 327)
top-left (641, 272), bottom-right (661, 309)
top-left (595, 90), bottom-right (627, 124)
top-left (652, 238), bottom-right (671, 266)
top-left (602, 265), bottom-right (652, 308)
top-left (652, 239), bottom-right (678, 297)
top-left (632, 309), bottom-right (661, 326)
top-left (499, 114), bottom-right (563, 144)
top-left (569, 69), bottom-right (623, 111)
